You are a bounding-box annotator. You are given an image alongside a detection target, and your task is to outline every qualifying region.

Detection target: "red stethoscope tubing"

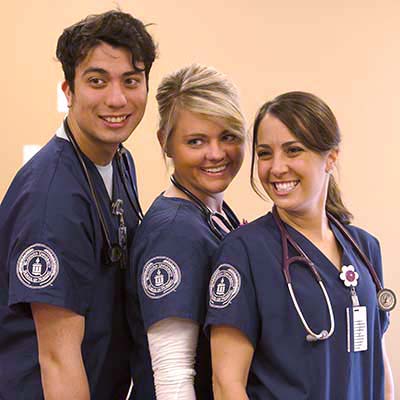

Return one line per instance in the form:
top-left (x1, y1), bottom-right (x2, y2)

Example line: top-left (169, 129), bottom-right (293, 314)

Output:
top-left (271, 206), bottom-right (396, 341)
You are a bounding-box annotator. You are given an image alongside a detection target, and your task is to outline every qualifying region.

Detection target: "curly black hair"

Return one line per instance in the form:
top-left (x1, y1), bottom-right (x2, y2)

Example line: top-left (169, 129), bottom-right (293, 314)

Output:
top-left (56, 10), bottom-right (157, 91)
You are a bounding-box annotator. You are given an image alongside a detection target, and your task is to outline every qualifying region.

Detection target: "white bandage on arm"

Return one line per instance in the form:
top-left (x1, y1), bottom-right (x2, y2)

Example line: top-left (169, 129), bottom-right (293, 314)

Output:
top-left (147, 317), bottom-right (199, 400)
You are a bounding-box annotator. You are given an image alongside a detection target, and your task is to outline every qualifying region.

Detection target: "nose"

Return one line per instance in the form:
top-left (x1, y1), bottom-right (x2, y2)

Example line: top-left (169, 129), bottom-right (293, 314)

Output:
top-left (205, 141), bottom-right (225, 162)
top-left (105, 82), bottom-right (128, 109)
top-left (270, 153), bottom-right (289, 177)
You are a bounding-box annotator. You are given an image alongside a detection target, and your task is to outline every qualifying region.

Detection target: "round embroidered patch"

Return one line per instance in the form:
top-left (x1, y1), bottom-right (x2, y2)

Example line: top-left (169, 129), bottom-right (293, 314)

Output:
top-left (209, 264), bottom-right (241, 308)
top-left (141, 256), bottom-right (181, 299)
top-left (16, 244), bottom-right (59, 289)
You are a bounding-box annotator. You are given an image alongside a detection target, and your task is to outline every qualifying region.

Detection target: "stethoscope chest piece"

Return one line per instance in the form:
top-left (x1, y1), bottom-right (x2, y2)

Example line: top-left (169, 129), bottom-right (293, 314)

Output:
top-left (108, 245), bottom-right (123, 264)
top-left (377, 288), bottom-right (397, 311)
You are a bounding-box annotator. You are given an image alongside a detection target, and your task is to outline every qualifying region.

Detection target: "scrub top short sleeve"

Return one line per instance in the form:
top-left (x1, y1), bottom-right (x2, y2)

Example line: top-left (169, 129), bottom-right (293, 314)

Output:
top-left (205, 236), bottom-right (260, 348)
top-left (5, 154), bottom-right (98, 317)
top-left (3, 145), bottom-right (102, 315)
top-left (347, 228), bottom-right (390, 334)
top-left (370, 239), bottom-right (390, 333)
top-left (137, 212), bottom-right (212, 330)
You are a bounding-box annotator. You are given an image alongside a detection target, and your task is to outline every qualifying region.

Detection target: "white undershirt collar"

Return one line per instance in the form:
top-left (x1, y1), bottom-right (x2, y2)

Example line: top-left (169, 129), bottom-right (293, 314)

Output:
top-left (56, 123), bottom-right (113, 199)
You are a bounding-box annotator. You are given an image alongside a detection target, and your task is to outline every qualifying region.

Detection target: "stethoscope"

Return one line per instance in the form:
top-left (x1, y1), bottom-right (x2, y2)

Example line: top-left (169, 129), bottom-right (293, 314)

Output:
top-left (272, 206), bottom-right (397, 342)
top-left (63, 119), bottom-right (144, 269)
top-left (170, 175), bottom-right (240, 240)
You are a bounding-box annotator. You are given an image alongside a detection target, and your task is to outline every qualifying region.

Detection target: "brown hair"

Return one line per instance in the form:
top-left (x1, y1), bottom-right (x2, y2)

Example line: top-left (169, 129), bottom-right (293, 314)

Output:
top-left (251, 91), bottom-right (353, 223)
top-left (56, 10), bottom-right (156, 92)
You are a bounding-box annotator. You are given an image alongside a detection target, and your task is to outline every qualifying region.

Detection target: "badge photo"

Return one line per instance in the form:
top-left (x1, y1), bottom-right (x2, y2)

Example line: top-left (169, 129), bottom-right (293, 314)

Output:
top-left (16, 244), bottom-right (59, 289)
top-left (141, 256), bottom-right (181, 299)
top-left (209, 264), bottom-right (241, 309)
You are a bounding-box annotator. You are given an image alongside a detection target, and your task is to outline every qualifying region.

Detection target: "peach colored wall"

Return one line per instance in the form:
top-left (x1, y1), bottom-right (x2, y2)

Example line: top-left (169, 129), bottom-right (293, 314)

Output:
top-left (2, 0), bottom-right (399, 389)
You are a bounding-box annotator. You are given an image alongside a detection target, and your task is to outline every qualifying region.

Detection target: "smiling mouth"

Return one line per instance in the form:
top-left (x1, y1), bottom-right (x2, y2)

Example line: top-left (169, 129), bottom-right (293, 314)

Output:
top-left (100, 115), bottom-right (129, 123)
top-left (272, 180), bottom-right (299, 193)
top-left (201, 165), bottom-right (228, 174)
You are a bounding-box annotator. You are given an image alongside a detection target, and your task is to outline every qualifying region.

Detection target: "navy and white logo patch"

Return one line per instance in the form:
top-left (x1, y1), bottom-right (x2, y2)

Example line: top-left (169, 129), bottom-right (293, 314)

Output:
top-left (16, 244), bottom-right (59, 289)
top-left (141, 256), bottom-right (181, 299)
top-left (209, 264), bottom-right (241, 308)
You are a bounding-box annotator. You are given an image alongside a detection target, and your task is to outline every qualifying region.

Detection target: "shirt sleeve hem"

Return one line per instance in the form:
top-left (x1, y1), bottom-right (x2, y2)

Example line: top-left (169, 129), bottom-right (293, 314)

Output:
top-left (204, 317), bottom-right (257, 349)
top-left (144, 311), bottom-right (202, 331)
top-left (8, 296), bottom-right (88, 317)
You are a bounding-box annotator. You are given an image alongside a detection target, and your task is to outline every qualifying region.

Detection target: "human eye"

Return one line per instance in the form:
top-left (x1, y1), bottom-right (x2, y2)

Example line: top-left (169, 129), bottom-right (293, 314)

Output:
top-left (256, 148), bottom-right (272, 159)
top-left (187, 138), bottom-right (204, 146)
top-left (286, 146), bottom-right (304, 157)
top-left (88, 77), bottom-right (106, 87)
top-left (125, 76), bottom-right (141, 87)
top-left (222, 132), bottom-right (241, 143)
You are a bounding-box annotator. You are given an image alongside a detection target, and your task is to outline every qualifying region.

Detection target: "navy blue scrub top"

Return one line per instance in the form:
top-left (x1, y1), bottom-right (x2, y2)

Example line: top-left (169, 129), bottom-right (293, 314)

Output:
top-left (126, 195), bottom-right (231, 400)
top-left (205, 212), bottom-right (389, 400)
top-left (0, 135), bottom-right (139, 400)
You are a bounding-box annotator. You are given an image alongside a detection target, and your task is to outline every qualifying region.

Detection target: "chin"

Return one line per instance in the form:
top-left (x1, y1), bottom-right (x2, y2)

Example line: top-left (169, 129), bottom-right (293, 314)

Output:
top-left (203, 183), bottom-right (230, 196)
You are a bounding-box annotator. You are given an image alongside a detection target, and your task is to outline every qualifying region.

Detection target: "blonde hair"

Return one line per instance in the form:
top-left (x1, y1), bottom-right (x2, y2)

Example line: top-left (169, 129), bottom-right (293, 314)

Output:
top-left (156, 64), bottom-right (246, 152)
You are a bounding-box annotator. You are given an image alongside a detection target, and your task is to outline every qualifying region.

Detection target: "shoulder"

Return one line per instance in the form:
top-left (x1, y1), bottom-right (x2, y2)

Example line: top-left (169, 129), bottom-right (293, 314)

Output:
top-left (120, 147), bottom-right (137, 182)
top-left (137, 196), bottom-right (208, 243)
top-left (132, 196), bottom-right (214, 276)
top-left (9, 137), bottom-right (86, 196)
top-left (343, 223), bottom-right (380, 255)
top-left (122, 147), bottom-right (135, 166)
top-left (221, 212), bottom-right (278, 247)
top-left (1, 137), bottom-right (92, 231)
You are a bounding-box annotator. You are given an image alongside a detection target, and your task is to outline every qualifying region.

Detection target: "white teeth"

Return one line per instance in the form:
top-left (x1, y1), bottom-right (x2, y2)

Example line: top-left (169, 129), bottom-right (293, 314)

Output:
top-left (203, 165), bottom-right (227, 173)
top-left (103, 116), bottom-right (127, 123)
top-left (273, 181), bottom-right (298, 192)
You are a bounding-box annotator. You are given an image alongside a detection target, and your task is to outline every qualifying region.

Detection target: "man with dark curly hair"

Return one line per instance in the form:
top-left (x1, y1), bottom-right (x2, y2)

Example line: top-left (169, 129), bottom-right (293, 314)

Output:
top-left (0, 10), bottom-right (156, 400)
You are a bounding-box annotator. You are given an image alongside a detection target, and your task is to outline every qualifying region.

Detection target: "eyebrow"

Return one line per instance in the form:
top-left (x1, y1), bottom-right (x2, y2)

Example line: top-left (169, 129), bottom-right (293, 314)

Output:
top-left (82, 67), bottom-right (144, 77)
top-left (184, 130), bottom-right (231, 137)
top-left (256, 140), bottom-right (301, 148)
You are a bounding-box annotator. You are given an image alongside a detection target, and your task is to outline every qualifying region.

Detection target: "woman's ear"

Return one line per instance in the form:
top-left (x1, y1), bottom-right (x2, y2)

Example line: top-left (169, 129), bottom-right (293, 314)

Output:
top-left (326, 147), bottom-right (339, 174)
top-left (157, 129), bottom-right (171, 157)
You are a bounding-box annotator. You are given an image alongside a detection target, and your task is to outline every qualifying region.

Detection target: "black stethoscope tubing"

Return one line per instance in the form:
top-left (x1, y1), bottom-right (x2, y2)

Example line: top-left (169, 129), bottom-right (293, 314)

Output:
top-left (170, 175), bottom-right (240, 240)
top-left (115, 146), bottom-right (144, 221)
top-left (63, 119), bottom-right (143, 264)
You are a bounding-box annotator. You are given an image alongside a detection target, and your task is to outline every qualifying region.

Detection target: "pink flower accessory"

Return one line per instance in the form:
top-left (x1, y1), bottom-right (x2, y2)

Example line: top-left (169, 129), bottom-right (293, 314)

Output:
top-left (339, 265), bottom-right (359, 287)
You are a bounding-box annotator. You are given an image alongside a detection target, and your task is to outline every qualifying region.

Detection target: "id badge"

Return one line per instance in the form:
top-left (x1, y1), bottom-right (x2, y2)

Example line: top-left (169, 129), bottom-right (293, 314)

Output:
top-left (346, 306), bottom-right (368, 352)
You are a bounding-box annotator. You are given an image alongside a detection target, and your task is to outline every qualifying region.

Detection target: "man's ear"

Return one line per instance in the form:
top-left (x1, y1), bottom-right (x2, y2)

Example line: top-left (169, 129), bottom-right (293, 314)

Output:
top-left (61, 81), bottom-right (73, 107)
top-left (157, 129), bottom-right (171, 157)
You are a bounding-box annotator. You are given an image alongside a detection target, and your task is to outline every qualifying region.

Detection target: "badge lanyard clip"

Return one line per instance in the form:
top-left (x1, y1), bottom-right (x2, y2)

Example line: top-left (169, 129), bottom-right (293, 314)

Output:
top-left (112, 199), bottom-right (128, 269)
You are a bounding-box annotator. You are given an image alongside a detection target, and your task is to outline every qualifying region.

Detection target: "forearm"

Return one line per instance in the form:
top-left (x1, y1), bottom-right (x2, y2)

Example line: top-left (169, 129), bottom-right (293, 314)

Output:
top-left (210, 326), bottom-right (253, 400)
top-left (383, 351), bottom-right (395, 400)
top-left (39, 353), bottom-right (90, 400)
top-left (148, 318), bottom-right (199, 400)
top-left (31, 303), bottom-right (89, 400)
top-left (213, 379), bottom-right (249, 400)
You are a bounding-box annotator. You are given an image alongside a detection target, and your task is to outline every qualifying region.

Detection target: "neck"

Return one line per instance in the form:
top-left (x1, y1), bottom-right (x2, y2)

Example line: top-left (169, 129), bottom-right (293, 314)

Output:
top-left (66, 115), bottom-right (117, 166)
top-left (277, 206), bottom-right (331, 241)
top-left (164, 182), bottom-right (224, 213)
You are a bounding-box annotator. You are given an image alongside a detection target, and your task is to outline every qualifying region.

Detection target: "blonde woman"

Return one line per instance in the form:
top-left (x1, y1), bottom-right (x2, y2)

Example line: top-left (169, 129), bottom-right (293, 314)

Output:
top-left (126, 64), bottom-right (247, 399)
